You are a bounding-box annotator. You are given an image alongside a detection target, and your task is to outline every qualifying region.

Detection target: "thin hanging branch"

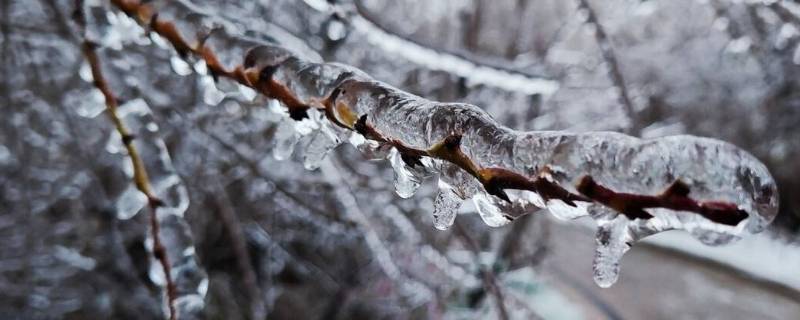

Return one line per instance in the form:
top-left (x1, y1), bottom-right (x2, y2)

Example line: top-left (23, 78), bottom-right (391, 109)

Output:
top-left (74, 3), bottom-right (177, 320)
top-left (206, 182), bottom-right (266, 320)
top-left (455, 222), bottom-right (511, 320)
top-left (576, 0), bottom-right (639, 135)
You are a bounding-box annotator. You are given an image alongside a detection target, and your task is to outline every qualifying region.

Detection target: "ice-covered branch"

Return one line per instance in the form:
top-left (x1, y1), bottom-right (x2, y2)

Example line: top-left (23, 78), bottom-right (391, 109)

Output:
top-left (303, 0), bottom-right (560, 96)
top-left (76, 14), bottom-right (178, 320)
top-left (108, 0), bottom-right (778, 287)
top-left (76, 3), bottom-right (207, 318)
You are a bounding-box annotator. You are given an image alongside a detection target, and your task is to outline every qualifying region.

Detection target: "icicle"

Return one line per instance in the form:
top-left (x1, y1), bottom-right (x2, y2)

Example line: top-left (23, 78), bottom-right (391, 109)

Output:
top-left (115, 185), bottom-right (147, 220)
top-left (472, 193), bottom-right (511, 227)
top-left (302, 124), bottom-right (341, 170)
top-left (73, 89), bottom-right (105, 118)
top-left (432, 180), bottom-right (461, 230)
top-left (273, 120), bottom-right (298, 160)
top-left (109, 97), bottom-right (207, 316)
top-left (592, 214), bottom-right (632, 288)
top-left (238, 84), bottom-right (257, 101)
top-left (200, 75), bottom-right (225, 106)
top-left (389, 148), bottom-right (422, 198)
top-left (170, 56), bottom-right (193, 76)
top-left (79, 61), bottom-right (93, 83)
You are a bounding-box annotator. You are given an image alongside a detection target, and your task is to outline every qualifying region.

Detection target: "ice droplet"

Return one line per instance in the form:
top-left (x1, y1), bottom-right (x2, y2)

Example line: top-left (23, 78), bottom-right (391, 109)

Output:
top-left (472, 193), bottom-right (511, 227)
top-left (349, 133), bottom-right (392, 160)
top-left (303, 125), bottom-right (341, 170)
top-left (325, 19), bottom-right (347, 41)
top-left (432, 181), bottom-right (462, 230)
top-left (115, 186), bottom-right (148, 220)
top-left (273, 120), bottom-right (298, 160)
top-left (238, 84), bottom-right (257, 101)
top-left (193, 59), bottom-right (208, 76)
top-left (174, 295), bottom-right (205, 320)
top-left (77, 90), bottom-right (106, 118)
top-left (170, 56), bottom-right (193, 76)
top-left (79, 61), bottom-right (93, 82)
top-left (389, 148), bottom-right (422, 198)
top-left (201, 76), bottom-right (225, 105)
top-left (592, 215), bottom-right (631, 288)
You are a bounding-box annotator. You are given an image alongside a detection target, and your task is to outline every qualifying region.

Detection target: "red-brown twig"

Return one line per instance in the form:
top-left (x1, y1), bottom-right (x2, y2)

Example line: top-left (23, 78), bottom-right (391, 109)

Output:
top-left (577, 176), bottom-right (748, 225)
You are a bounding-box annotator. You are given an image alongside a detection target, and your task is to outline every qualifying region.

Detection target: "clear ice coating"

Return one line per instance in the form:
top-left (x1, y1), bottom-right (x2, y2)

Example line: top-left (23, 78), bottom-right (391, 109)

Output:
top-left (472, 193), bottom-right (511, 228)
top-left (389, 148), bottom-right (422, 198)
top-left (133, 0), bottom-right (779, 288)
top-left (272, 119), bottom-right (298, 160)
top-left (592, 214), bottom-right (632, 288)
top-left (110, 98), bottom-right (208, 316)
top-left (432, 180), bottom-right (462, 231)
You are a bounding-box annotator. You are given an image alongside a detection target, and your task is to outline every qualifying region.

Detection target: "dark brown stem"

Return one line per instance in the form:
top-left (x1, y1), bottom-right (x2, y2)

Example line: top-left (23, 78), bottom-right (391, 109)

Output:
top-left (577, 176), bottom-right (748, 226)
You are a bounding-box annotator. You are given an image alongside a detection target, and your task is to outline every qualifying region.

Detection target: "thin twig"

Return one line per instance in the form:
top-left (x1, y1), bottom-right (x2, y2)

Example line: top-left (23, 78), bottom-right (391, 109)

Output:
top-left (454, 222), bottom-right (510, 320)
top-left (74, 2), bottom-right (176, 319)
top-left (576, 0), bottom-right (639, 135)
top-left (206, 182), bottom-right (266, 320)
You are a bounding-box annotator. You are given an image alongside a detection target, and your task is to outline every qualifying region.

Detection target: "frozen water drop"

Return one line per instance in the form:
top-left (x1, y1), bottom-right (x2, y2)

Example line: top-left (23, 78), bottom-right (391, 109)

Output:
top-left (77, 90), bottom-right (106, 118)
top-left (472, 193), bottom-right (510, 227)
top-left (592, 215), bottom-right (631, 288)
top-left (116, 186), bottom-right (147, 220)
top-left (432, 181), bottom-right (462, 230)
top-left (389, 148), bottom-right (421, 198)
top-left (238, 84), bottom-right (258, 101)
top-left (79, 61), bottom-right (93, 82)
top-left (303, 126), bottom-right (341, 170)
top-left (325, 20), bottom-right (347, 41)
top-left (175, 295), bottom-right (205, 319)
top-left (170, 56), bottom-right (193, 76)
top-left (117, 98), bottom-right (151, 118)
top-left (150, 32), bottom-right (170, 49)
top-left (148, 258), bottom-right (167, 286)
top-left (273, 120), bottom-right (298, 160)
top-left (193, 60), bottom-right (208, 76)
top-left (201, 76), bottom-right (225, 105)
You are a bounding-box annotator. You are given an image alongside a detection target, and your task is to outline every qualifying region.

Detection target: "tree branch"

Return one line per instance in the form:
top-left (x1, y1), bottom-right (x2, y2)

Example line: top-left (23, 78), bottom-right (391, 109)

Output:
top-left (74, 3), bottom-right (176, 319)
top-left (108, 0), bottom-right (774, 231)
top-left (75, 0), bottom-right (177, 320)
